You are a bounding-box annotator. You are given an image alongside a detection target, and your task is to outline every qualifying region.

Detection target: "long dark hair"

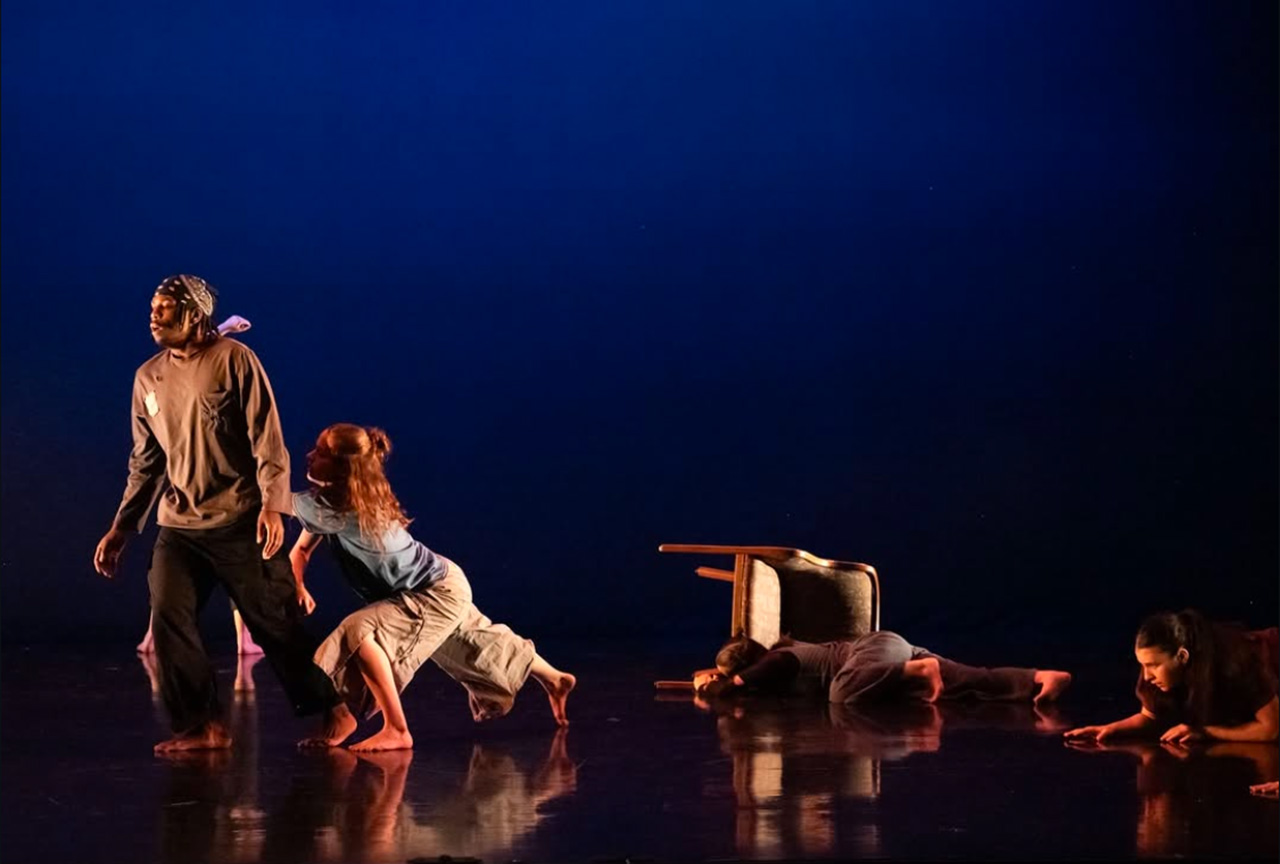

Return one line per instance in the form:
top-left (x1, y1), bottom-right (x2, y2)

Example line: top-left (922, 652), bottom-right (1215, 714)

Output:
top-left (715, 632), bottom-right (769, 676)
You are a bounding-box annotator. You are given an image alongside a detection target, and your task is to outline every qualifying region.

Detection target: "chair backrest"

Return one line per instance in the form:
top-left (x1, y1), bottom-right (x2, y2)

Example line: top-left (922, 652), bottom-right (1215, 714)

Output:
top-left (744, 555), bottom-right (878, 647)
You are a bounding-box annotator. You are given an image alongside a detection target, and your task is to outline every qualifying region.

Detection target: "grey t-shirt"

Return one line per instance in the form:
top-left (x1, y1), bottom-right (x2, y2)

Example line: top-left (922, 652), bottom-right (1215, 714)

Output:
top-left (293, 490), bottom-right (448, 601)
top-left (114, 337), bottom-right (292, 531)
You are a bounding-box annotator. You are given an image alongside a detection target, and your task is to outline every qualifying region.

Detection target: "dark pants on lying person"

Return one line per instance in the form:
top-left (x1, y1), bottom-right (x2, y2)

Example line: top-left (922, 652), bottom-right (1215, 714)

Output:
top-left (822, 631), bottom-right (1037, 704)
top-left (148, 516), bottom-right (338, 733)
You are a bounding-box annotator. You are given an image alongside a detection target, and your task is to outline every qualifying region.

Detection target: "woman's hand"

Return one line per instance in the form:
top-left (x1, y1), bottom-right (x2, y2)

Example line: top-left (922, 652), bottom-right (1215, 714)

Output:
top-left (1064, 724), bottom-right (1115, 743)
top-left (296, 585), bottom-right (317, 616)
top-left (1160, 723), bottom-right (1204, 745)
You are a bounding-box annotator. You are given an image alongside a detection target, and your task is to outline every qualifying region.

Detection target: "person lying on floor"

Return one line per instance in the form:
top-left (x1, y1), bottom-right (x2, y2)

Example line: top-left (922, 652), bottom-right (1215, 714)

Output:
top-left (1065, 610), bottom-right (1278, 745)
top-left (692, 631), bottom-right (1072, 706)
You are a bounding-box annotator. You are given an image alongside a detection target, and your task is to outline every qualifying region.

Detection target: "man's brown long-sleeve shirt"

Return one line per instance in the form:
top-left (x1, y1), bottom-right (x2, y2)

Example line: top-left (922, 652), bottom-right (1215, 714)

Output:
top-left (113, 336), bottom-right (293, 532)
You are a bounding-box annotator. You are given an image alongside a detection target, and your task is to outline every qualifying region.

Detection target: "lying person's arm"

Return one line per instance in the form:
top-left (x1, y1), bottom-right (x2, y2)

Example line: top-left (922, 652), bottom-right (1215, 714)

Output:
top-left (693, 652), bottom-right (802, 697)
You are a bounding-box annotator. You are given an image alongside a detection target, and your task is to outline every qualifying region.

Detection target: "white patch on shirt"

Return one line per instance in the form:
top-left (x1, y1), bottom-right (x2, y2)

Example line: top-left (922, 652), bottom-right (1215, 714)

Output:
top-left (144, 390), bottom-right (160, 417)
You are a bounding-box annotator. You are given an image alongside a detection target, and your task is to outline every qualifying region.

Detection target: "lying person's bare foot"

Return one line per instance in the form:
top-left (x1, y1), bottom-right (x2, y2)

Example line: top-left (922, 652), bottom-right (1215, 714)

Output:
top-left (154, 721), bottom-right (232, 754)
top-left (1033, 670), bottom-right (1072, 706)
top-left (904, 657), bottom-right (944, 702)
top-left (1033, 704), bottom-right (1070, 733)
top-left (298, 703), bottom-right (358, 749)
top-left (541, 672), bottom-right (576, 726)
top-left (349, 727), bottom-right (414, 752)
top-left (1250, 781), bottom-right (1278, 798)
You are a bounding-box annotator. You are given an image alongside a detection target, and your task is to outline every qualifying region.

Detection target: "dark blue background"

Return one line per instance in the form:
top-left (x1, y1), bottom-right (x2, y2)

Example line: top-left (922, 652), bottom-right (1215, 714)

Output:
top-left (2, 2), bottom-right (1275, 656)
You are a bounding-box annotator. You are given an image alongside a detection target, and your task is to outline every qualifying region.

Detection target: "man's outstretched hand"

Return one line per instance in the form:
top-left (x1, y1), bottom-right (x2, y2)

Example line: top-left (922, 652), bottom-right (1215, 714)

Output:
top-left (257, 510), bottom-right (284, 559)
top-left (93, 528), bottom-right (131, 578)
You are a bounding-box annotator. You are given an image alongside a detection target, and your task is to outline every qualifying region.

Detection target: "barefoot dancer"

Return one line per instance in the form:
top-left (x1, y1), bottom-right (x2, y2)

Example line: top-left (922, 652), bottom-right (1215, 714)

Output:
top-left (134, 315), bottom-right (264, 659)
top-left (291, 424), bottom-right (575, 752)
top-left (93, 275), bottom-right (342, 753)
top-left (695, 632), bottom-right (1072, 707)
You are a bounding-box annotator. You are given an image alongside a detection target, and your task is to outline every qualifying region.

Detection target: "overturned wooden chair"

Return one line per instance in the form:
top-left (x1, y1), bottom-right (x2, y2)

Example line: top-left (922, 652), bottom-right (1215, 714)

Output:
top-left (656, 544), bottom-right (881, 689)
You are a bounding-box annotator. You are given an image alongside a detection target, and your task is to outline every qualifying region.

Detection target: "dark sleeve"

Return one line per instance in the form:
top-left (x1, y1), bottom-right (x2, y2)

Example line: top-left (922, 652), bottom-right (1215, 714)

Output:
top-left (234, 345), bottom-right (292, 515)
top-left (1232, 656), bottom-right (1279, 717)
top-left (112, 376), bottom-right (167, 532)
top-left (737, 651), bottom-right (802, 692)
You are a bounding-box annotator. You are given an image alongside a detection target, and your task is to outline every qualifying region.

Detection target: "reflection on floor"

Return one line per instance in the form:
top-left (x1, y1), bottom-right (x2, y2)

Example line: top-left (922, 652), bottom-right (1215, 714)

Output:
top-left (1, 643), bottom-right (1275, 862)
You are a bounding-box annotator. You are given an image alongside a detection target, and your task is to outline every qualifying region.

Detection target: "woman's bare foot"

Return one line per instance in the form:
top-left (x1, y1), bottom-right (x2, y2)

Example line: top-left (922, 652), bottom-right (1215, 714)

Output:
top-left (154, 721), bottom-right (232, 754)
top-left (237, 630), bottom-right (265, 656)
top-left (299, 703), bottom-right (358, 749)
top-left (904, 657), bottom-right (944, 702)
top-left (528, 654), bottom-right (576, 726)
top-left (136, 627), bottom-right (155, 655)
top-left (1033, 670), bottom-right (1072, 706)
top-left (350, 727), bottom-right (414, 752)
top-left (233, 609), bottom-right (265, 656)
top-left (541, 672), bottom-right (576, 726)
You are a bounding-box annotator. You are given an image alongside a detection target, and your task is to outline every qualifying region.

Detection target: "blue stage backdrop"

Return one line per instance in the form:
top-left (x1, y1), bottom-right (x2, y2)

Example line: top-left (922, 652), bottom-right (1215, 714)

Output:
top-left (2, 2), bottom-right (1275, 655)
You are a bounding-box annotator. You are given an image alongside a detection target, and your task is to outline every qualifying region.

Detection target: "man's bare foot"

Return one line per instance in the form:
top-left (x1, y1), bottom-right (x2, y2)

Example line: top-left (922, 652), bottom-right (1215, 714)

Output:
top-left (299, 703), bottom-right (358, 749)
top-left (904, 657), bottom-right (944, 702)
top-left (540, 672), bottom-right (576, 726)
top-left (154, 721), bottom-right (232, 754)
top-left (349, 727), bottom-right (414, 752)
top-left (1033, 670), bottom-right (1072, 706)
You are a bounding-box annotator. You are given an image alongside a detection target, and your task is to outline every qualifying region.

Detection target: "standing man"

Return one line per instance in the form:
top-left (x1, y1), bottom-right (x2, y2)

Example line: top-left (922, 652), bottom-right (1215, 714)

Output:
top-left (93, 274), bottom-right (340, 753)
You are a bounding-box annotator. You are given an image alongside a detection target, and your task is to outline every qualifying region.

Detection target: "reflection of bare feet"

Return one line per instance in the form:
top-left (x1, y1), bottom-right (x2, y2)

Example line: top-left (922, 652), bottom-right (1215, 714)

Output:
top-left (299, 703), bottom-right (358, 749)
top-left (1033, 671), bottom-right (1072, 706)
top-left (541, 672), bottom-right (576, 726)
top-left (352, 747), bottom-right (415, 773)
top-left (155, 721), bottom-right (232, 754)
top-left (234, 653), bottom-right (263, 693)
top-left (904, 658), bottom-right (943, 702)
top-left (1033, 704), bottom-right (1070, 733)
top-left (350, 728), bottom-right (414, 752)
top-left (532, 727), bottom-right (578, 799)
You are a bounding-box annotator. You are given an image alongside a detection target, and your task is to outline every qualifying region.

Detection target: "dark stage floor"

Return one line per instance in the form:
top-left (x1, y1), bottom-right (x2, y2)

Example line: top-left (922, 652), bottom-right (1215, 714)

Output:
top-left (1, 641), bottom-right (1276, 863)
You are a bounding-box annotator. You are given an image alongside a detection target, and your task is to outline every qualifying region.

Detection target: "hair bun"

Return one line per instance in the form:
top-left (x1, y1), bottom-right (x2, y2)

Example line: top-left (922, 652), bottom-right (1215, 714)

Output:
top-left (366, 427), bottom-right (392, 458)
